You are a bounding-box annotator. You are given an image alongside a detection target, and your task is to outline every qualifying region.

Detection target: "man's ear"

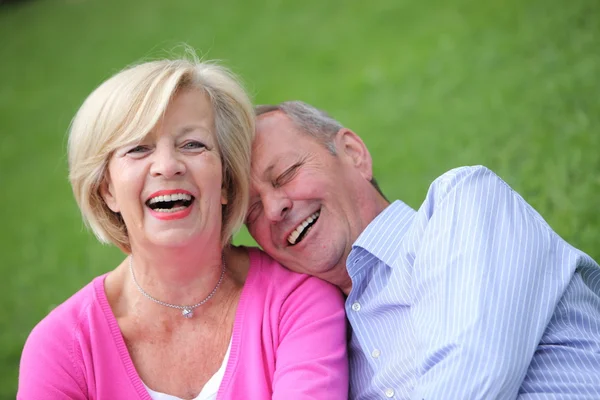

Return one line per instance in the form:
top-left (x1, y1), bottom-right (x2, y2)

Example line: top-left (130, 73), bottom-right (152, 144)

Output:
top-left (335, 128), bottom-right (373, 180)
top-left (99, 174), bottom-right (120, 213)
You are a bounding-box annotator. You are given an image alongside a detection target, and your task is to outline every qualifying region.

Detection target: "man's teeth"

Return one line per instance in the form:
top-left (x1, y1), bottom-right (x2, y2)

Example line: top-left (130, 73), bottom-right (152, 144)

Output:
top-left (148, 193), bottom-right (192, 204)
top-left (288, 211), bottom-right (320, 245)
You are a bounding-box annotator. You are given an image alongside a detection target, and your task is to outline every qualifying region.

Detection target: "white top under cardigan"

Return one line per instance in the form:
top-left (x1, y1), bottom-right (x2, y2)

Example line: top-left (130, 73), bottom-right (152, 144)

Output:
top-left (144, 339), bottom-right (232, 400)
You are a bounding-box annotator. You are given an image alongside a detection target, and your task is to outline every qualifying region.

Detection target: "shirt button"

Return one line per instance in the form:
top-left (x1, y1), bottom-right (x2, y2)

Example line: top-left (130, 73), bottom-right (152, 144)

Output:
top-left (371, 349), bottom-right (381, 359)
top-left (351, 302), bottom-right (361, 311)
top-left (385, 388), bottom-right (395, 397)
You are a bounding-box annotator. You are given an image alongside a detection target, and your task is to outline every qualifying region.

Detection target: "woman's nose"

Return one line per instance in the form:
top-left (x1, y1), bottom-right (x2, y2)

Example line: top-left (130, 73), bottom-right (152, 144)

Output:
top-left (150, 147), bottom-right (186, 178)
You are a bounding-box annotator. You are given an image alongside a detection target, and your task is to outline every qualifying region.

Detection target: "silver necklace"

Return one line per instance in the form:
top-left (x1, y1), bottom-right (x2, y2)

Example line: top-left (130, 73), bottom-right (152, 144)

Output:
top-left (128, 255), bottom-right (226, 319)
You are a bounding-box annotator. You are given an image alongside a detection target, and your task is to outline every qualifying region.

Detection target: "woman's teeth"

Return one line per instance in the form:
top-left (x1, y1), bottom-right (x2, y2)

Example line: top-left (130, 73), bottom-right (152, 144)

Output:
top-left (288, 211), bottom-right (320, 245)
top-left (148, 193), bottom-right (192, 204)
top-left (147, 192), bottom-right (193, 212)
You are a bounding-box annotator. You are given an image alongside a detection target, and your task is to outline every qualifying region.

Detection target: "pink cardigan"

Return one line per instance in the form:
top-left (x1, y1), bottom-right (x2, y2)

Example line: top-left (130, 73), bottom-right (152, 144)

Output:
top-left (18, 248), bottom-right (348, 399)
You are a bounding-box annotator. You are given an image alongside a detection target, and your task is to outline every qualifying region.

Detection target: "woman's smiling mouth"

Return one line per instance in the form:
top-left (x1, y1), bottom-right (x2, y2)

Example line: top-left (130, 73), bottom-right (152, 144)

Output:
top-left (146, 192), bottom-right (194, 213)
top-left (145, 190), bottom-right (195, 220)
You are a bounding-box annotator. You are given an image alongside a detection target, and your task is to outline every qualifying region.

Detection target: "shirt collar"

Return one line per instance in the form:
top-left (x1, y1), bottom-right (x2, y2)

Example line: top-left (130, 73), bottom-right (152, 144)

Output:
top-left (350, 200), bottom-right (416, 270)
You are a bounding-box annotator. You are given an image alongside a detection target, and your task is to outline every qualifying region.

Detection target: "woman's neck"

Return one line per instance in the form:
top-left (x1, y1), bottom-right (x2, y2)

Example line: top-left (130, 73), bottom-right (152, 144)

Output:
top-left (127, 240), bottom-right (227, 307)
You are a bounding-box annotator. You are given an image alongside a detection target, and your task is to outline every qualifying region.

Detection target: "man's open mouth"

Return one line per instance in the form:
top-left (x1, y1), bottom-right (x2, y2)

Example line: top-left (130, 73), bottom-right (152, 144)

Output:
top-left (287, 210), bottom-right (320, 245)
top-left (146, 193), bottom-right (194, 213)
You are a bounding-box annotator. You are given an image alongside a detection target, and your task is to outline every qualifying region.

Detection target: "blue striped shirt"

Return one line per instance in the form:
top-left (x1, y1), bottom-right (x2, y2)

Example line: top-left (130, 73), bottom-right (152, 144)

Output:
top-left (346, 166), bottom-right (600, 399)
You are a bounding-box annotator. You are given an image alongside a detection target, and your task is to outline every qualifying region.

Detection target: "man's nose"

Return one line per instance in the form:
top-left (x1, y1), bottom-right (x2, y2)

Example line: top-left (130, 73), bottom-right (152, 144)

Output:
top-left (150, 147), bottom-right (186, 178)
top-left (263, 194), bottom-right (292, 222)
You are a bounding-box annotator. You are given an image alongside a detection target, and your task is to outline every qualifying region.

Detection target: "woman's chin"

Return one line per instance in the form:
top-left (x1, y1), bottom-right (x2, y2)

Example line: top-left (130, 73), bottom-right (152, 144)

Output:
top-left (137, 229), bottom-right (199, 250)
top-left (132, 211), bottom-right (221, 251)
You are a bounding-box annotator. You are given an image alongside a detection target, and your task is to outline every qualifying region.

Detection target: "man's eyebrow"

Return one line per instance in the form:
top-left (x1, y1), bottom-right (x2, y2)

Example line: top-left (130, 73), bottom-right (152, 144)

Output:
top-left (259, 155), bottom-right (284, 181)
top-left (261, 165), bottom-right (274, 181)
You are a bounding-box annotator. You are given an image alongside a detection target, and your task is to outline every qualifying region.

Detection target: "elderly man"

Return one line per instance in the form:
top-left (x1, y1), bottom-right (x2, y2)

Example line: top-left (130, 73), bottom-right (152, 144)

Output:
top-left (246, 101), bottom-right (600, 399)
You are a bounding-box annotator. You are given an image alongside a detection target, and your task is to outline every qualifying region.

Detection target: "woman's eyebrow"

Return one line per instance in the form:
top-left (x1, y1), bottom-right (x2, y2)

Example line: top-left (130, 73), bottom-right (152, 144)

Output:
top-left (178, 124), bottom-right (212, 136)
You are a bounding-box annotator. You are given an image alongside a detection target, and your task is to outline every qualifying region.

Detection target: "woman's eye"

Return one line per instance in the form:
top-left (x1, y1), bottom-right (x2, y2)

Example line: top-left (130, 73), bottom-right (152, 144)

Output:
top-left (182, 141), bottom-right (206, 150)
top-left (127, 145), bottom-right (149, 154)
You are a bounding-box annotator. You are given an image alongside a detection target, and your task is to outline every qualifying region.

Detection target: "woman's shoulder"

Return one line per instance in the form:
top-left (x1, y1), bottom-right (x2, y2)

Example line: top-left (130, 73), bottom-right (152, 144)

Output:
top-left (23, 275), bottom-right (106, 353)
top-left (248, 247), bottom-right (308, 284)
top-left (246, 247), bottom-right (342, 299)
top-left (243, 248), bottom-right (345, 339)
top-left (19, 275), bottom-right (109, 396)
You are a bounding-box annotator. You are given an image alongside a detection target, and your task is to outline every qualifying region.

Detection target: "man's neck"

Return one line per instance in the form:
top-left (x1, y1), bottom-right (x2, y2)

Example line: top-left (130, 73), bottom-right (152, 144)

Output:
top-left (338, 194), bottom-right (390, 296)
top-left (339, 276), bottom-right (353, 296)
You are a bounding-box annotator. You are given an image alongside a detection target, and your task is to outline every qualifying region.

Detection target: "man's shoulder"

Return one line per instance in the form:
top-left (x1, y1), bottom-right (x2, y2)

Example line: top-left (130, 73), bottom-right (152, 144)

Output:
top-left (432, 165), bottom-right (498, 189)
top-left (427, 165), bottom-right (510, 204)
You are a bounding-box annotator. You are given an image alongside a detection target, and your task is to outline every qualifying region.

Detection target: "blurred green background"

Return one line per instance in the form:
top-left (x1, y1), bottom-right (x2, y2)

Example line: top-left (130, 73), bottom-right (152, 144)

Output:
top-left (1, 0), bottom-right (599, 397)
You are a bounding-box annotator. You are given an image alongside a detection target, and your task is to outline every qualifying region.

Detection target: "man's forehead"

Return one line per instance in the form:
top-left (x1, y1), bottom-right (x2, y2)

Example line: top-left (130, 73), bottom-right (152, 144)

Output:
top-left (252, 112), bottom-right (299, 177)
top-left (255, 110), bottom-right (306, 141)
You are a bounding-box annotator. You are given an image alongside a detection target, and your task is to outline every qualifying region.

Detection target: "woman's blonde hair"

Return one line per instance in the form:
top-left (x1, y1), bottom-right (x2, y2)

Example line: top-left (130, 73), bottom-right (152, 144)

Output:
top-left (68, 56), bottom-right (254, 252)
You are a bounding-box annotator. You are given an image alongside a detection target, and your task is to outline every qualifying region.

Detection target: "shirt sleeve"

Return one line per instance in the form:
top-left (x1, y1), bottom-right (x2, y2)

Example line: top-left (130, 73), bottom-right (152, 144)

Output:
top-left (410, 166), bottom-right (577, 399)
top-left (18, 315), bottom-right (87, 399)
top-left (272, 275), bottom-right (349, 399)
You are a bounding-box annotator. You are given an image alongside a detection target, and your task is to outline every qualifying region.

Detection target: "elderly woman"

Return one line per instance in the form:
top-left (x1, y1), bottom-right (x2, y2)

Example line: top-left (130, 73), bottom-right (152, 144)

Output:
top-left (18, 58), bottom-right (348, 399)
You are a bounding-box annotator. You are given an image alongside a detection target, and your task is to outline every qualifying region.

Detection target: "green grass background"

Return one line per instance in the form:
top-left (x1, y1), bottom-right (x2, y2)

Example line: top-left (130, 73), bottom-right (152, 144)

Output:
top-left (1, 0), bottom-right (599, 396)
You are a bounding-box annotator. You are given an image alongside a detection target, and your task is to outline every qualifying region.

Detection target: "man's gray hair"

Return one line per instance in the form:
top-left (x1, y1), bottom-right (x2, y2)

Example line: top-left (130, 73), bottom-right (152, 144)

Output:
top-left (255, 101), bottom-right (341, 154)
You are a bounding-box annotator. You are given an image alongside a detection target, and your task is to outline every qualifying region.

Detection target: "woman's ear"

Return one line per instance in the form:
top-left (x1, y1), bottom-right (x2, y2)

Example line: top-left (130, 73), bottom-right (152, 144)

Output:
top-left (99, 175), bottom-right (120, 213)
top-left (221, 185), bottom-right (228, 205)
top-left (335, 128), bottom-right (373, 181)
